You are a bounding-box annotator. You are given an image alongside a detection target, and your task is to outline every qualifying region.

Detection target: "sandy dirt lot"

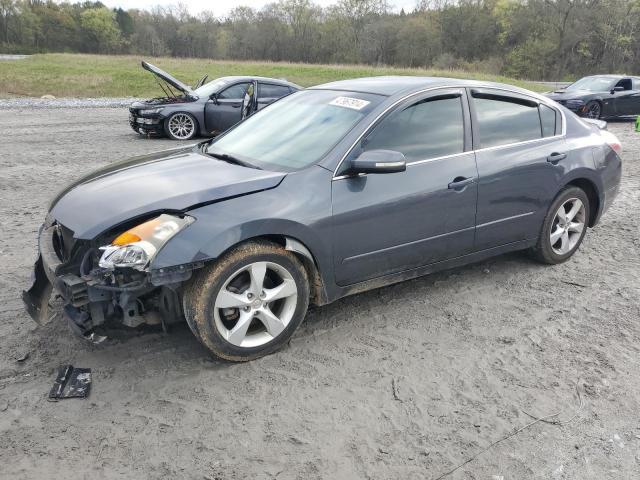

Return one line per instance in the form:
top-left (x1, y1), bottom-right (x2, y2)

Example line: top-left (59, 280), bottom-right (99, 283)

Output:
top-left (0, 107), bottom-right (639, 480)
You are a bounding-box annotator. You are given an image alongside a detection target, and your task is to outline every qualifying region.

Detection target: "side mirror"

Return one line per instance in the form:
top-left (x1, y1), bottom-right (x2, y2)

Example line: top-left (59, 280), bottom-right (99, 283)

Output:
top-left (611, 86), bottom-right (624, 93)
top-left (349, 150), bottom-right (406, 175)
top-left (210, 93), bottom-right (218, 104)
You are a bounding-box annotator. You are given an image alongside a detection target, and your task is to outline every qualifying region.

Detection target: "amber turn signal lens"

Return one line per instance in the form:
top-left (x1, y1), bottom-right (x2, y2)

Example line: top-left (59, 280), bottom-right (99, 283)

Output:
top-left (112, 231), bottom-right (142, 246)
top-left (111, 217), bottom-right (165, 246)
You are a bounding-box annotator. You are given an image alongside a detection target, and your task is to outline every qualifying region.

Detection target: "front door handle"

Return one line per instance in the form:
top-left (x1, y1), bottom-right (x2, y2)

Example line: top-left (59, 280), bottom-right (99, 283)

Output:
top-left (448, 176), bottom-right (476, 190)
top-left (547, 152), bottom-right (567, 164)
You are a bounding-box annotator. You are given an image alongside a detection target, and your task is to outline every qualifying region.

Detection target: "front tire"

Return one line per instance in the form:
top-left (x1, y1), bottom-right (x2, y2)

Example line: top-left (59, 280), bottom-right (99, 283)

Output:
top-left (531, 186), bottom-right (590, 264)
top-left (164, 112), bottom-right (198, 140)
top-left (584, 100), bottom-right (601, 119)
top-left (183, 241), bottom-right (310, 361)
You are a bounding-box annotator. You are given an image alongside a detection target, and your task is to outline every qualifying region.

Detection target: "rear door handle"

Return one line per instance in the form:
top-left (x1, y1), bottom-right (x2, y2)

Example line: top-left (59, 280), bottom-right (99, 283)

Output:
top-left (448, 176), bottom-right (476, 190)
top-left (547, 152), bottom-right (567, 164)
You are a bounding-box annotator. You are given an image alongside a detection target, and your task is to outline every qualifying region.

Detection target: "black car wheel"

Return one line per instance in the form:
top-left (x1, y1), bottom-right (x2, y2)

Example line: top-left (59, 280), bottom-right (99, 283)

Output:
top-left (164, 112), bottom-right (198, 140)
top-left (183, 240), bottom-right (310, 362)
top-left (531, 186), bottom-right (590, 264)
top-left (585, 100), bottom-right (602, 119)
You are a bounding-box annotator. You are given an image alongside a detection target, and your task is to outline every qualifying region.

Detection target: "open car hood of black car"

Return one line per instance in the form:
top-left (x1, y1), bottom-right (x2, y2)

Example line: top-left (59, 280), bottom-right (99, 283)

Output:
top-left (49, 146), bottom-right (286, 240)
top-left (142, 61), bottom-right (193, 96)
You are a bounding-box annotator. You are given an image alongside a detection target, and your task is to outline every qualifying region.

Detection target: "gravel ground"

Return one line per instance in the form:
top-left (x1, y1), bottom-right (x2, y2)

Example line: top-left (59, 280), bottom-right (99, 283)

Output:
top-left (0, 97), bottom-right (142, 108)
top-left (0, 107), bottom-right (639, 480)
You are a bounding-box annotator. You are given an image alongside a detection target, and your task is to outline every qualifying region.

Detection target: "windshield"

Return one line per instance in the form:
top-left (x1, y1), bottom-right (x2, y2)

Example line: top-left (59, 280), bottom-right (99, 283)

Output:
top-left (194, 79), bottom-right (229, 97)
top-left (567, 76), bottom-right (616, 92)
top-left (207, 90), bottom-right (383, 171)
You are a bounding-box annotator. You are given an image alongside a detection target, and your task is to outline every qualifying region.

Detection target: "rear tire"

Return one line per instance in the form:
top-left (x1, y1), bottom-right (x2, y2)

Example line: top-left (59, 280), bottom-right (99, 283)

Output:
top-left (531, 186), bottom-right (590, 264)
top-left (183, 240), bottom-right (310, 361)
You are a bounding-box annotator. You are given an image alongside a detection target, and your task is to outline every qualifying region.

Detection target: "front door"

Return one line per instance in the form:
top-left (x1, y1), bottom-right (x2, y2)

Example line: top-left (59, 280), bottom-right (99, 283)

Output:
top-left (205, 82), bottom-right (252, 133)
top-left (470, 89), bottom-right (566, 250)
top-left (331, 89), bottom-right (478, 286)
top-left (614, 78), bottom-right (640, 115)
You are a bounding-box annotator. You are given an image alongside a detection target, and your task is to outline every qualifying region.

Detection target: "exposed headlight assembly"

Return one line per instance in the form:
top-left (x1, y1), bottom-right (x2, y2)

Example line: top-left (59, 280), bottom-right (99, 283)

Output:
top-left (99, 214), bottom-right (194, 271)
top-left (565, 99), bottom-right (585, 107)
top-left (140, 107), bottom-right (164, 115)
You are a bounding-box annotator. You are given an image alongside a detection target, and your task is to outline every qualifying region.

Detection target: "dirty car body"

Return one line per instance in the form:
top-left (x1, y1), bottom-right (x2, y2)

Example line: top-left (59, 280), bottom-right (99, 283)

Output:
top-left (24, 76), bottom-right (622, 359)
top-left (129, 61), bottom-right (300, 139)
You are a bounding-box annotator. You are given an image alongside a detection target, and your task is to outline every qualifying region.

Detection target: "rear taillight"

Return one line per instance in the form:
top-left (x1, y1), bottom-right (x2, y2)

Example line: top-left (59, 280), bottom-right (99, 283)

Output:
top-left (600, 130), bottom-right (622, 155)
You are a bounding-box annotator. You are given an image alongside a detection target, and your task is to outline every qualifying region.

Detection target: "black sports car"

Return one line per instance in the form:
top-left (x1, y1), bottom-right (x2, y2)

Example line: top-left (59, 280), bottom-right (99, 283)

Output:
top-left (545, 75), bottom-right (640, 119)
top-left (129, 61), bottom-right (301, 140)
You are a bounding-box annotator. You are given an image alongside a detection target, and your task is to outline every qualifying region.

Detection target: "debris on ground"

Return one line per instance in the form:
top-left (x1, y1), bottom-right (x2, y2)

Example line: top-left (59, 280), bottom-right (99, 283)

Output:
top-left (15, 351), bottom-right (29, 363)
top-left (48, 365), bottom-right (92, 400)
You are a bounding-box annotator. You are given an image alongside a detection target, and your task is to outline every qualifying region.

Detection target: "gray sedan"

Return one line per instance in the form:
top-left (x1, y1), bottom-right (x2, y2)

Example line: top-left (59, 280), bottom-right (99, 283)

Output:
top-left (24, 76), bottom-right (622, 361)
top-left (129, 61), bottom-right (300, 140)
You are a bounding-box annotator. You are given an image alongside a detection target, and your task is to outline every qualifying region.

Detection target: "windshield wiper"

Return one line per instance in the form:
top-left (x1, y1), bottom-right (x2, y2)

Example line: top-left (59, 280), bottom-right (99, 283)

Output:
top-left (206, 150), bottom-right (261, 170)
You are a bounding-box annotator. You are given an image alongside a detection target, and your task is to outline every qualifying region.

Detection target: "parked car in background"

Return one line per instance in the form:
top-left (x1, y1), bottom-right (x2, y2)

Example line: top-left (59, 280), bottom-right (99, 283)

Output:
top-left (545, 74), bottom-right (640, 119)
top-left (24, 77), bottom-right (622, 361)
top-left (129, 61), bottom-right (301, 140)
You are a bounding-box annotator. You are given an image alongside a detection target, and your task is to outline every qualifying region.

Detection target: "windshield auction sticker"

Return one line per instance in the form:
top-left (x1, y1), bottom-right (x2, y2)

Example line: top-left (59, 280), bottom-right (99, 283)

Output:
top-left (329, 96), bottom-right (371, 110)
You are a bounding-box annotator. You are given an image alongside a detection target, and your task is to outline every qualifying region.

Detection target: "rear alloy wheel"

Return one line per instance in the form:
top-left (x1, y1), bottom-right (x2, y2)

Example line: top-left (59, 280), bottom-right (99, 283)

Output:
top-left (584, 100), bottom-right (601, 119)
top-left (164, 112), bottom-right (197, 140)
top-left (532, 186), bottom-right (590, 264)
top-left (183, 241), bottom-right (310, 361)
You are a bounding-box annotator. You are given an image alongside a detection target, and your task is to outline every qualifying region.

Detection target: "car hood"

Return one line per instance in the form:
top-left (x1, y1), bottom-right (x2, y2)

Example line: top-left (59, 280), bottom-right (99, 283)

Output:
top-left (142, 61), bottom-right (193, 96)
top-left (545, 89), bottom-right (596, 101)
top-left (49, 145), bottom-right (286, 239)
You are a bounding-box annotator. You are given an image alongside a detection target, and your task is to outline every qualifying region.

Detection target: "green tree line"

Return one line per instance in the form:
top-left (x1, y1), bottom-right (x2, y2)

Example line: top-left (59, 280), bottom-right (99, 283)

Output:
top-left (1, 0), bottom-right (639, 80)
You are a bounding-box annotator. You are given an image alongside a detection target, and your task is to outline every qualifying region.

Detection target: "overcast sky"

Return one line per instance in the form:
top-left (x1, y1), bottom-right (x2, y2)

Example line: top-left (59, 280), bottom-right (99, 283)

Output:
top-left (97, 0), bottom-right (417, 17)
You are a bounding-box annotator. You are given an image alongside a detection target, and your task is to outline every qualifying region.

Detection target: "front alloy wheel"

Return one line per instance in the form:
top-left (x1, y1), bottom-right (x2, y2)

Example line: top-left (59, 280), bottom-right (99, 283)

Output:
top-left (214, 261), bottom-right (298, 348)
top-left (183, 241), bottom-right (310, 361)
top-left (585, 101), bottom-right (601, 119)
top-left (165, 112), bottom-right (197, 140)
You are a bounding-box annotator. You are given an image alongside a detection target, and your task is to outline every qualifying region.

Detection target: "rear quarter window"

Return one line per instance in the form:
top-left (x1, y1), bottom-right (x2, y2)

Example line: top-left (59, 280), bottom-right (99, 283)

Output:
top-left (539, 104), bottom-right (559, 137)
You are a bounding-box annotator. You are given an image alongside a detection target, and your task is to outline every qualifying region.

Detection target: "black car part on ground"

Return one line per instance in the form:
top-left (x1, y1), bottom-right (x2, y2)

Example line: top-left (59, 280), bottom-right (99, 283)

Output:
top-left (49, 365), bottom-right (91, 400)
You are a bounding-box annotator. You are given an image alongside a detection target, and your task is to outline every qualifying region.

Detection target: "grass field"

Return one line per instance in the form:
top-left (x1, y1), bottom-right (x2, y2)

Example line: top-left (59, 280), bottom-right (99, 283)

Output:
top-left (0, 53), bottom-right (546, 98)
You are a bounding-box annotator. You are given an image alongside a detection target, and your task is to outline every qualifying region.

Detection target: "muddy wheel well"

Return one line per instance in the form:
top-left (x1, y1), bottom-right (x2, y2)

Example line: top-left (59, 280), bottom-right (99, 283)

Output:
top-left (566, 178), bottom-right (599, 226)
top-left (256, 235), bottom-right (327, 306)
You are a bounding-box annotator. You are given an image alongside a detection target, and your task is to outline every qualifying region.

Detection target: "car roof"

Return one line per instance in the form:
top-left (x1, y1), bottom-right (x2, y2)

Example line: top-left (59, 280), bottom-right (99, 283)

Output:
top-left (581, 74), bottom-right (639, 80)
top-left (217, 76), bottom-right (301, 89)
top-left (310, 75), bottom-right (537, 97)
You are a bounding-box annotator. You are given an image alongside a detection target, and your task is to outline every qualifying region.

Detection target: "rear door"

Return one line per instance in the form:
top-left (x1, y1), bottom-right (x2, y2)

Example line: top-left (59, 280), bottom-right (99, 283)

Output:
top-left (331, 89), bottom-right (478, 286)
top-left (204, 82), bottom-right (251, 133)
top-left (257, 83), bottom-right (292, 111)
top-left (470, 89), bottom-right (565, 250)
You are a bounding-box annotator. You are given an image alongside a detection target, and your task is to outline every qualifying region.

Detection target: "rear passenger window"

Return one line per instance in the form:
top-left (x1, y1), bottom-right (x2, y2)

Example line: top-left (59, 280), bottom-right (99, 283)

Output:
top-left (363, 96), bottom-right (464, 161)
top-left (258, 84), bottom-right (290, 99)
top-left (473, 95), bottom-right (541, 148)
top-left (539, 104), bottom-right (558, 137)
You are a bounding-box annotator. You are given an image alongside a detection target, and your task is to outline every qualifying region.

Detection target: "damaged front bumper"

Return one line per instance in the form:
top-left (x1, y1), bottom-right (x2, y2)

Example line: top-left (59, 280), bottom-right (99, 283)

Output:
top-left (23, 222), bottom-right (195, 340)
top-left (129, 110), bottom-right (164, 135)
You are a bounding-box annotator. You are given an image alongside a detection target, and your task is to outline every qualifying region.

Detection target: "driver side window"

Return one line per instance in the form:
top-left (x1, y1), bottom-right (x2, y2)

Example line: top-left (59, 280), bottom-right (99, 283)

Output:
top-left (218, 82), bottom-right (251, 100)
top-left (615, 78), bottom-right (632, 91)
top-left (362, 96), bottom-right (465, 162)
